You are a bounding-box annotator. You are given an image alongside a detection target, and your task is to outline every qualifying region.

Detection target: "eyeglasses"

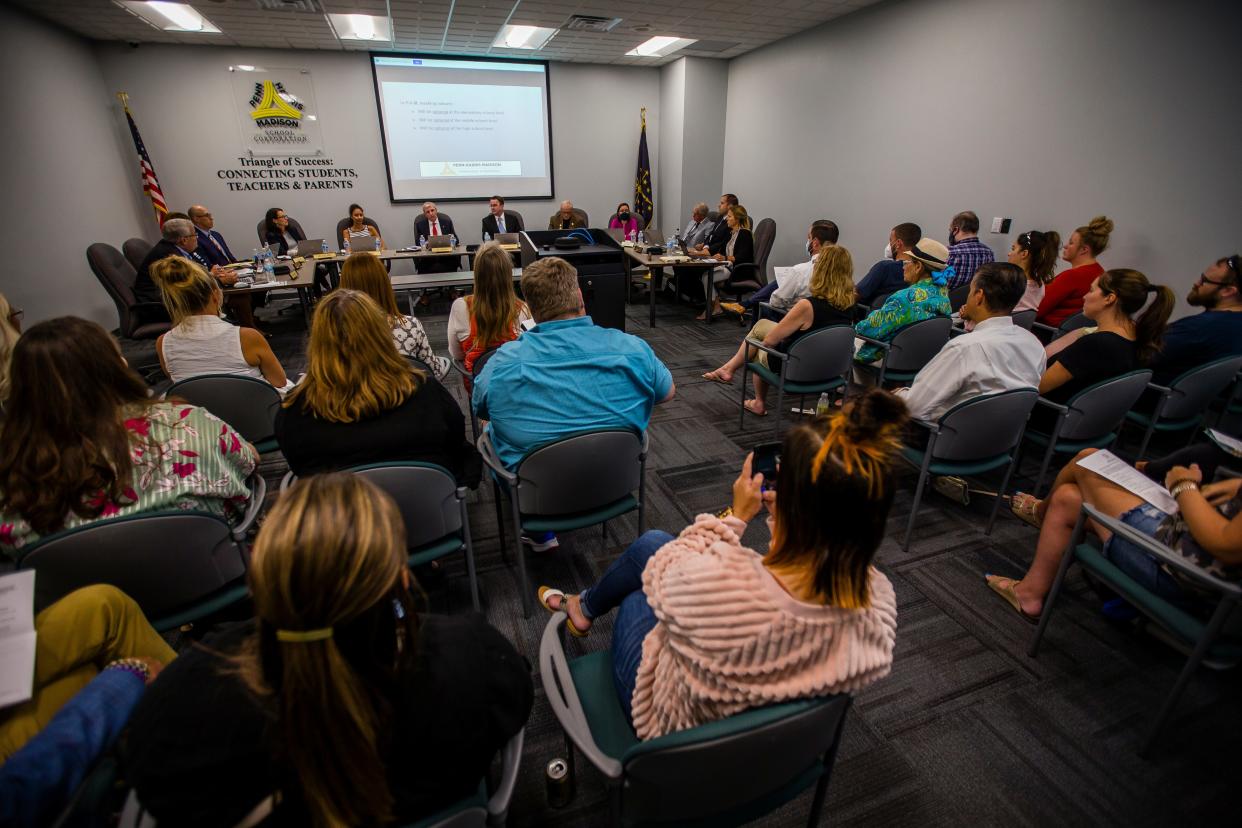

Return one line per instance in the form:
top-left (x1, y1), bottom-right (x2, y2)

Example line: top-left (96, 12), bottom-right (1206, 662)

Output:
top-left (1198, 272), bottom-right (1231, 287)
top-left (8, 307), bottom-right (23, 324)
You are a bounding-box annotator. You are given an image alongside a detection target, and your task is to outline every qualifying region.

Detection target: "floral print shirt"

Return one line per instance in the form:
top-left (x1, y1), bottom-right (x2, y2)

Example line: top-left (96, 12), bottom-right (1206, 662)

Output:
top-left (1, 403), bottom-right (257, 556)
top-left (854, 278), bottom-right (951, 364)
top-left (392, 315), bottom-right (450, 380)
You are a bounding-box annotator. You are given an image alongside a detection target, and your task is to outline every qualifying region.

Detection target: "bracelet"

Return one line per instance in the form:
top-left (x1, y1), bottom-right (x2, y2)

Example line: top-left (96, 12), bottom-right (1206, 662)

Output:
top-left (1170, 481), bottom-right (1200, 498)
top-left (715, 506), bottom-right (734, 519)
top-left (1167, 477), bottom-right (1198, 492)
top-left (105, 657), bottom-right (151, 683)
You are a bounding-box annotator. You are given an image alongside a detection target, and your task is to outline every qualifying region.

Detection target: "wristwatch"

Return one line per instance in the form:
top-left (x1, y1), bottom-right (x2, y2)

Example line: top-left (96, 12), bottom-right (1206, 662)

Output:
top-left (716, 506), bottom-right (734, 519)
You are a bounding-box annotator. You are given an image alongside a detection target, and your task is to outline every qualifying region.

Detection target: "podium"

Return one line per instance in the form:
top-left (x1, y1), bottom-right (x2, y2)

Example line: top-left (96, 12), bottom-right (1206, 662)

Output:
top-left (519, 230), bottom-right (627, 331)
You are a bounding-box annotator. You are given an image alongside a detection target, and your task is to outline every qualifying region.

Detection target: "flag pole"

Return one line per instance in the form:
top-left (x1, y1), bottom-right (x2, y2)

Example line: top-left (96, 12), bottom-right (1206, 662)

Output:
top-left (116, 91), bottom-right (129, 110)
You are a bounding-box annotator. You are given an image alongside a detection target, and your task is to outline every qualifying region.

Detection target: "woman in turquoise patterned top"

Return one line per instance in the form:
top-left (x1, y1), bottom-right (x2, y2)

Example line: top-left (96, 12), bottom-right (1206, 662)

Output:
top-left (0, 318), bottom-right (257, 556)
top-left (854, 238), bottom-right (954, 364)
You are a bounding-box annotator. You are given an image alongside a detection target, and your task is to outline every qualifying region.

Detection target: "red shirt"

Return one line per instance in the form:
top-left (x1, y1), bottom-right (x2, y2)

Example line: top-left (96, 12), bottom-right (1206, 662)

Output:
top-left (1036, 262), bottom-right (1104, 327)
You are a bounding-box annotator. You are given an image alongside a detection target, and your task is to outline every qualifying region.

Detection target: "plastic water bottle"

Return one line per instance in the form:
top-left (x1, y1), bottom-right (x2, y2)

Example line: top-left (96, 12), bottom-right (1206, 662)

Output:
top-left (451, 233), bottom-right (458, 248)
top-left (374, 235), bottom-right (381, 251)
top-left (638, 230), bottom-right (646, 246)
top-left (419, 234), bottom-right (426, 248)
top-left (263, 249), bottom-right (275, 281)
top-left (483, 232), bottom-right (491, 242)
top-left (815, 392), bottom-right (832, 417)
top-left (343, 236), bottom-right (351, 254)
top-left (320, 240), bottom-right (329, 255)
top-left (252, 249), bottom-right (261, 271)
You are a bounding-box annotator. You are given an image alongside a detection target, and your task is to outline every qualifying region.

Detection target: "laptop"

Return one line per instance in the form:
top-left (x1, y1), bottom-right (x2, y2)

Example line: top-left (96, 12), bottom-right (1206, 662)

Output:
top-left (495, 232), bottom-right (520, 250)
top-left (290, 238), bottom-right (323, 257)
top-left (425, 234), bottom-right (454, 252)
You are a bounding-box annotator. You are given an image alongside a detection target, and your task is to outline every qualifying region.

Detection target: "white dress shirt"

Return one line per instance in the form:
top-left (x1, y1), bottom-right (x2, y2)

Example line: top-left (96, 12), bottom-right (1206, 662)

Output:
top-left (770, 253), bottom-right (819, 310)
top-left (895, 316), bottom-right (1046, 422)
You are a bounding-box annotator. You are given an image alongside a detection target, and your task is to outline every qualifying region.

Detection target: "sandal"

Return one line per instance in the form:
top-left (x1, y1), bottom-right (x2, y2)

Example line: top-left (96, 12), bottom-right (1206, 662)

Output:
top-left (536, 587), bottom-right (590, 637)
top-left (1010, 492), bottom-right (1043, 528)
top-left (741, 399), bottom-right (768, 417)
top-left (702, 369), bottom-right (734, 385)
top-left (984, 574), bottom-right (1040, 625)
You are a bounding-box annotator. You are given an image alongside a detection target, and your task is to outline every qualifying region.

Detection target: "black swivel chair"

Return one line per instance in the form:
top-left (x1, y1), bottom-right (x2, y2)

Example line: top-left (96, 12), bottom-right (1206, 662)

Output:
top-left (122, 237), bottom-right (153, 272)
top-left (86, 242), bottom-right (169, 381)
top-left (720, 217), bottom-right (776, 321)
top-left (254, 216), bottom-right (309, 250)
top-left (335, 216), bottom-right (382, 248)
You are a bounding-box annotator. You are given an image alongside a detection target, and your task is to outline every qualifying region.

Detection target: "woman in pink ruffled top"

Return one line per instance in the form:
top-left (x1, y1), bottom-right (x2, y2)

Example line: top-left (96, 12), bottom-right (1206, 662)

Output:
top-left (538, 390), bottom-right (904, 740)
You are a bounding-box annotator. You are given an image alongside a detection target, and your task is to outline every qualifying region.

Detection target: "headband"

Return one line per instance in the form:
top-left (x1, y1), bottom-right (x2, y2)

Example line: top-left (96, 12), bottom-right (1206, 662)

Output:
top-left (276, 627), bottom-right (333, 643)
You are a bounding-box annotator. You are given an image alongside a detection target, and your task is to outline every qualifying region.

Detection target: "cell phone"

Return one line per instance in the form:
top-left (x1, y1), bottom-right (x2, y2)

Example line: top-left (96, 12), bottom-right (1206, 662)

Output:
top-left (519, 318), bottom-right (536, 332)
top-left (752, 441), bottom-right (781, 489)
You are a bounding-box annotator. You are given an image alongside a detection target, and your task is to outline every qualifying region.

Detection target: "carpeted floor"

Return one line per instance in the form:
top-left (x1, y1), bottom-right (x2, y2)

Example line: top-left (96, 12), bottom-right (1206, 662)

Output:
top-left (124, 290), bottom-right (1240, 826)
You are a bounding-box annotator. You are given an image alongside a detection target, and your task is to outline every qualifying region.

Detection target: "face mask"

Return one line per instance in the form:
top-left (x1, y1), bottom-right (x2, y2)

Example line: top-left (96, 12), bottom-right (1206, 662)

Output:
top-left (949, 229), bottom-right (958, 245)
top-left (884, 243), bottom-right (893, 260)
top-left (619, 211), bottom-right (630, 220)
top-left (805, 239), bottom-right (812, 256)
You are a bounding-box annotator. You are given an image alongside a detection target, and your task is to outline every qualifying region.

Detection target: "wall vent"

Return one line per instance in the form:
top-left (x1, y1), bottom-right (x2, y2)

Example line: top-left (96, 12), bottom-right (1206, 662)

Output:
top-left (561, 15), bottom-right (622, 33)
top-left (253, 0), bottom-right (323, 13)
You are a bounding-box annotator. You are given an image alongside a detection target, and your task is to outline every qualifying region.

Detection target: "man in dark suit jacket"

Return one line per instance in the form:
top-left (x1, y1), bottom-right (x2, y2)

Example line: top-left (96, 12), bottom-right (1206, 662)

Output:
top-left (481, 195), bottom-right (524, 238)
top-left (188, 204), bottom-right (238, 266)
top-left (694, 193), bottom-right (739, 256)
top-left (134, 218), bottom-right (218, 304)
top-left (414, 201), bottom-right (459, 274)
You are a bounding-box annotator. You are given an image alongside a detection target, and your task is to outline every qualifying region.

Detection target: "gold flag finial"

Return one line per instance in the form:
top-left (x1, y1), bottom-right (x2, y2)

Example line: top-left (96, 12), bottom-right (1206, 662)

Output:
top-left (116, 91), bottom-right (130, 110)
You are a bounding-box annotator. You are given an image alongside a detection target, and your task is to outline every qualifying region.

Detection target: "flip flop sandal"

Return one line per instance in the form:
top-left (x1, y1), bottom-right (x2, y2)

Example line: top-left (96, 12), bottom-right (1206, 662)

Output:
top-left (1010, 492), bottom-right (1043, 528)
top-left (740, 400), bottom-right (768, 417)
top-left (702, 370), bottom-right (734, 385)
top-left (536, 586), bottom-right (590, 637)
top-left (984, 574), bottom-right (1040, 625)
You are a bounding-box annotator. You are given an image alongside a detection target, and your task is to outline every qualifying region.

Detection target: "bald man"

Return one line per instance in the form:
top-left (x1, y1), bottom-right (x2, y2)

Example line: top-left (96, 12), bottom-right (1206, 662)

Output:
top-left (549, 200), bottom-right (586, 231)
top-left (187, 204), bottom-right (260, 329)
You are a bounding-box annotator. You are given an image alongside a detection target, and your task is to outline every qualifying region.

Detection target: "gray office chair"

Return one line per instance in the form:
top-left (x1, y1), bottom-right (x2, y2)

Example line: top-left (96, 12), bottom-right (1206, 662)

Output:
top-left (350, 462), bottom-right (481, 611)
top-left (1029, 503), bottom-right (1242, 757)
top-left (478, 429), bottom-right (647, 616)
top-left (335, 216), bottom-right (382, 245)
top-left (1021, 369), bottom-right (1153, 495)
top-left (1011, 309), bottom-right (1037, 330)
top-left (17, 484), bottom-right (263, 631)
top-left (1031, 311), bottom-right (1091, 341)
top-left (87, 242), bottom-right (170, 340)
top-left (900, 388), bottom-right (1039, 550)
top-left (122, 237), bottom-right (153, 271)
top-left (739, 325), bottom-right (855, 437)
top-left (254, 216), bottom-right (309, 247)
top-left (1125, 354), bottom-right (1242, 460)
top-left (540, 612), bottom-right (852, 827)
top-left (118, 729), bottom-right (525, 828)
top-left (856, 315), bottom-right (953, 387)
top-left (166, 373), bottom-right (282, 454)
top-left (947, 282), bottom-right (971, 310)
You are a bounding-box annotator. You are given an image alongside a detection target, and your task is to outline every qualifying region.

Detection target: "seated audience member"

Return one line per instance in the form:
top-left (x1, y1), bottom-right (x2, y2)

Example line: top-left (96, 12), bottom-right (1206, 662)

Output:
top-left (124, 474), bottom-right (533, 826)
top-left (895, 262), bottom-right (1045, 421)
top-left (0, 587), bottom-right (173, 825)
top-left (1007, 229), bottom-right (1061, 312)
top-left (135, 217), bottom-right (234, 307)
top-left (987, 448), bottom-right (1242, 621)
top-left (189, 204), bottom-right (238, 266)
top-left (341, 203), bottom-right (383, 250)
top-left (446, 242), bottom-right (532, 389)
top-left (482, 194), bottom-right (523, 237)
top-left (0, 585), bottom-right (171, 762)
top-left (854, 238), bottom-right (953, 364)
top-left (548, 200), bottom-right (587, 231)
top-left (1148, 254), bottom-right (1242, 385)
top-left (608, 202), bottom-right (641, 238)
top-left (151, 257), bottom-right (289, 389)
top-left (537, 390), bottom-right (903, 738)
top-left (0, 317), bottom-right (256, 554)
top-left (856, 222), bottom-right (921, 307)
top-left (682, 202), bottom-right (715, 249)
top-left (696, 204), bottom-right (754, 321)
top-left (339, 252), bottom-right (449, 380)
top-left (0, 292), bottom-right (19, 408)
top-left (1025, 268), bottom-right (1174, 434)
top-left (275, 290), bottom-right (478, 483)
top-left (704, 246), bottom-right (858, 416)
top-left (1036, 215), bottom-right (1114, 327)
top-left (474, 256), bottom-right (674, 471)
top-left (721, 220), bottom-right (838, 318)
top-left (944, 210), bottom-right (996, 290)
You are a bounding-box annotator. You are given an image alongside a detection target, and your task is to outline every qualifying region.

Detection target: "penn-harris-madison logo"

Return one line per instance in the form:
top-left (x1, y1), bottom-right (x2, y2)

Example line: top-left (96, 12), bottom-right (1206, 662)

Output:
top-left (248, 80), bottom-right (307, 145)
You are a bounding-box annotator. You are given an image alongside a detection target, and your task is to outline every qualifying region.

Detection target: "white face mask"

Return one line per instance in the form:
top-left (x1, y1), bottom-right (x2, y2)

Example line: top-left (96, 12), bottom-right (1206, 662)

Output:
top-left (883, 243), bottom-right (893, 260)
top-left (805, 239), bottom-right (812, 256)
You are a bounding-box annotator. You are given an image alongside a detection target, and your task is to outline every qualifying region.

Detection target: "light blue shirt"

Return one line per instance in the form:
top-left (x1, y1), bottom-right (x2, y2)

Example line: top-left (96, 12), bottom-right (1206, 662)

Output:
top-left (473, 316), bottom-right (672, 469)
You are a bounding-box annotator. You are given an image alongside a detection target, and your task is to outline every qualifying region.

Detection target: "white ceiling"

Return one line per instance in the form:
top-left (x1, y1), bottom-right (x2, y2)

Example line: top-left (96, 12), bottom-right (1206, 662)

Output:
top-left (12, 0), bottom-right (885, 65)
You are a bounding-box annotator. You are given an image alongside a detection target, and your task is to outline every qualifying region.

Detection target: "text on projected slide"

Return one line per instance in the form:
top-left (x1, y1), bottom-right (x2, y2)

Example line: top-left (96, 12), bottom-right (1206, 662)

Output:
top-left (382, 82), bottom-right (546, 181)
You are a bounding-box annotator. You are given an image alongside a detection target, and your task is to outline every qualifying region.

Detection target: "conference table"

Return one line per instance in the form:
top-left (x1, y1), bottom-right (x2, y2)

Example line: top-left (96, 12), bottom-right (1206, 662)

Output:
top-left (621, 247), bottom-right (723, 327)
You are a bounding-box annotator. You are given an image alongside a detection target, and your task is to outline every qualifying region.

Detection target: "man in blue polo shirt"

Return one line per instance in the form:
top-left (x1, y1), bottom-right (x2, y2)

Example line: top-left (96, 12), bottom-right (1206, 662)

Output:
top-left (474, 256), bottom-right (675, 549)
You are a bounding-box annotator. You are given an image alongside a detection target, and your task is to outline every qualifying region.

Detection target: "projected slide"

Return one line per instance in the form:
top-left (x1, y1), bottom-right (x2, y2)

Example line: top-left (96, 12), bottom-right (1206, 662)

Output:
top-left (372, 56), bottom-right (554, 201)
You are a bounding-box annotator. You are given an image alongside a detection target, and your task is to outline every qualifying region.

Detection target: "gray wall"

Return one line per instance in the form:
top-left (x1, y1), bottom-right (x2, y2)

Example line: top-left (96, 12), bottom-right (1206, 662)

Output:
top-left (722, 0), bottom-right (1242, 314)
top-left (657, 56), bottom-right (728, 236)
top-left (0, 7), bottom-right (150, 327)
top-left (658, 58), bottom-right (687, 232)
top-left (93, 43), bottom-right (661, 276)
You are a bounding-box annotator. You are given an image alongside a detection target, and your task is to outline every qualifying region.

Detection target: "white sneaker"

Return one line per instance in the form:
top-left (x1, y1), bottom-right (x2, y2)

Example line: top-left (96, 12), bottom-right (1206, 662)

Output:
top-left (521, 533), bottom-right (560, 552)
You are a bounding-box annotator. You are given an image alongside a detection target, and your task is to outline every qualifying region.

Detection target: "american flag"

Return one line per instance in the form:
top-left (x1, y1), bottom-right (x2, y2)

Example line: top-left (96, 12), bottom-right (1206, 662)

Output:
top-left (122, 100), bottom-right (168, 225)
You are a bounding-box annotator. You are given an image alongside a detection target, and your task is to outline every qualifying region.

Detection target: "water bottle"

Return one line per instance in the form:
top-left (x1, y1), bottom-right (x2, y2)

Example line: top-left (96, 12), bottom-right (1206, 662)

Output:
top-left (419, 234), bottom-right (426, 248)
top-left (638, 230), bottom-right (646, 246)
top-left (252, 249), bottom-right (261, 272)
top-left (320, 240), bottom-right (329, 255)
top-left (483, 232), bottom-right (491, 242)
top-left (343, 236), bottom-right (351, 254)
top-left (451, 233), bottom-right (458, 248)
top-left (815, 392), bottom-right (832, 417)
top-left (263, 249), bottom-right (275, 281)
top-left (374, 235), bottom-right (381, 251)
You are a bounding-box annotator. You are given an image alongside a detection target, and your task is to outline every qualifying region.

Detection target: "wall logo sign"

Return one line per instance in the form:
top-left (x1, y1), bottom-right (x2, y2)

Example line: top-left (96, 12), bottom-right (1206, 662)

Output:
top-left (230, 67), bottom-right (324, 157)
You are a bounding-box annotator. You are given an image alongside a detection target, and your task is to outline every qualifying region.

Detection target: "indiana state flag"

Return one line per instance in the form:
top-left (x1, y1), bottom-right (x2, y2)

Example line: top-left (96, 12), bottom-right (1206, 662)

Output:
top-left (634, 109), bottom-right (654, 229)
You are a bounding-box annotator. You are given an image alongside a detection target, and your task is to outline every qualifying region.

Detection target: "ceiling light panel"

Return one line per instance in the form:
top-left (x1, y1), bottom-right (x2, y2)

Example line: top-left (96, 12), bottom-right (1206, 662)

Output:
top-left (326, 13), bottom-right (393, 42)
top-left (492, 24), bottom-right (557, 50)
top-left (115, 1), bottom-right (221, 33)
top-left (625, 36), bottom-right (696, 58)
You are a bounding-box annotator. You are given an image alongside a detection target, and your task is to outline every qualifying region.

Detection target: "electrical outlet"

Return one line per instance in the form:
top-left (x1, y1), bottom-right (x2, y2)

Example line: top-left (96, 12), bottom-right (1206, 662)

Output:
top-left (991, 217), bottom-right (1012, 234)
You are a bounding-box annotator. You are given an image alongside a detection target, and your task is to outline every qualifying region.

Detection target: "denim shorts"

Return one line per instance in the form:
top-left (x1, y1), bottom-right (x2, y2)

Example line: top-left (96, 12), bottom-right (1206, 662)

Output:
top-left (1102, 504), bottom-right (1184, 601)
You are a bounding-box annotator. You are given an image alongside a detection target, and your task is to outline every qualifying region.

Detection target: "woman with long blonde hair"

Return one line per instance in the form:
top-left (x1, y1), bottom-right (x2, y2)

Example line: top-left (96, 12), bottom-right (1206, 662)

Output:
top-left (446, 241), bottom-right (530, 387)
top-left (0, 292), bottom-right (20, 406)
top-left (275, 290), bottom-right (479, 482)
top-left (703, 245), bottom-right (858, 415)
top-left (339, 252), bottom-right (449, 380)
top-left (123, 473), bottom-right (533, 826)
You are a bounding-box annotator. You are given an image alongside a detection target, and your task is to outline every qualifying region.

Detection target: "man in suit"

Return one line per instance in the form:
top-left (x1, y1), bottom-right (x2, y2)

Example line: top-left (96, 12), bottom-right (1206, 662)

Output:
top-left (682, 202), bottom-right (714, 249)
top-left (548, 200), bottom-right (586, 231)
top-left (482, 195), bottom-right (524, 238)
top-left (675, 193), bottom-right (738, 300)
top-left (188, 204), bottom-right (237, 266)
top-left (414, 201), bottom-right (459, 274)
top-left (134, 218), bottom-right (236, 306)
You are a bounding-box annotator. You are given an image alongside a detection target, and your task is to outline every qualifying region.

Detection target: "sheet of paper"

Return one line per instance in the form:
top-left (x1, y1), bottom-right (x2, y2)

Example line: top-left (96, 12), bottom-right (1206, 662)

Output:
top-left (1076, 449), bottom-right (1179, 514)
top-left (0, 570), bottom-right (37, 708)
top-left (1205, 428), bottom-right (1242, 459)
top-left (773, 265), bottom-right (795, 287)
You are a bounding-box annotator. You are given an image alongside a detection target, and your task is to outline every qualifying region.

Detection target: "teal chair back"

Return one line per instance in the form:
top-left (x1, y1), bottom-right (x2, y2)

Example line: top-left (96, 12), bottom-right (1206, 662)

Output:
top-left (514, 429), bottom-right (645, 517)
top-left (782, 325), bottom-right (855, 384)
top-left (1057, 369), bottom-right (1153, 441)
top-left (930, 388), bottom-right (1039, 463)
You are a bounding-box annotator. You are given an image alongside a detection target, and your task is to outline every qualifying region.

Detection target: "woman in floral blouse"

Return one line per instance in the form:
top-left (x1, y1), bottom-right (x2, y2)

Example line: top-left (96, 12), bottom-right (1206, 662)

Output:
top-left (339, 252), bottom-right (450, 380)
top-left (0, 318), bottom-right (257, 556)
top-left (854, 238), bottom-right (953, 364)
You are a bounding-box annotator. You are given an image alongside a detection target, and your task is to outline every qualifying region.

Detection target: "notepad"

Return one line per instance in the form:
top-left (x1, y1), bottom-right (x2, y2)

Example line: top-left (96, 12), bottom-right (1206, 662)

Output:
top-left (1076, 449), bottom-right (1178, 514)
top-left (0, 570), bottom-right (37, 709)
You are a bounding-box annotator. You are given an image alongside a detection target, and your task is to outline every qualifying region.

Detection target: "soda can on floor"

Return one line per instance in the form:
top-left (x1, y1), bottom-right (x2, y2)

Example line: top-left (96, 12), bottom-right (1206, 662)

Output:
top-left (546, 757), bottom-right (573, 808)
